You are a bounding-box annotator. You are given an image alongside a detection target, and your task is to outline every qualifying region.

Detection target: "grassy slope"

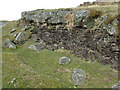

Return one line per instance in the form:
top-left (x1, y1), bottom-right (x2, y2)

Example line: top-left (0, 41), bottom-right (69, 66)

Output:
top-left (2, 7), bottom-right (118, 88)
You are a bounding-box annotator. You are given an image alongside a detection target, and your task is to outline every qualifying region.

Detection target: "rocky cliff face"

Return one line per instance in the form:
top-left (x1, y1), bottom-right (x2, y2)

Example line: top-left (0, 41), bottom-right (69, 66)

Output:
top-left (16, 9), bottom-right (120, 69)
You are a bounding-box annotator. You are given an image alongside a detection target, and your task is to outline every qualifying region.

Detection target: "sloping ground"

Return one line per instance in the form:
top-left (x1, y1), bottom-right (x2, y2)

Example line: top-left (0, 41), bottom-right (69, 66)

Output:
top-left (2, 21), bottom-right (118, 88)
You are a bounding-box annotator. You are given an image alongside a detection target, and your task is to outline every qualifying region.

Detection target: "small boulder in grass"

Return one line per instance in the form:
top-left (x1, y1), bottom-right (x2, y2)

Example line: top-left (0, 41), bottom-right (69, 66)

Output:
top-left (9, 29), bottom-right (16, 33)
top-left (59, 57), bottom-right (70, 65)
top-left (72, 68), bottom-right (85, 86)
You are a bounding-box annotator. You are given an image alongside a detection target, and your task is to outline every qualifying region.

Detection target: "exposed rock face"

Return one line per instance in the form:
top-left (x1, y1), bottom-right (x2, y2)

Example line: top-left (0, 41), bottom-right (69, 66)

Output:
top-left (3, 38), bottom-right (16, 49)
top-left (72, 68), bottom-right (85, 85)
top-left (59, 57), bottom-right (70, 65)
top-left (19, 9), bottom-right (119, 69)
top-left (21, 10), bottom-right (96, 29)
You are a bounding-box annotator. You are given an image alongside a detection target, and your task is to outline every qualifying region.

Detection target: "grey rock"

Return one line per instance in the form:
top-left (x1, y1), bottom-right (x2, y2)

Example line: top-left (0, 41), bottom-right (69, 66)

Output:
top-left (48, 16), bottom-right (66, 24)
top-left (107, 24), bottom-right (116, 35)
top-left (72, 68), bottom-right (85, 86)
top-left (9, 29), bottom-right (16, 33)
top-left (14, 32), bottom-right (23, 44)
top-left (31, 34), bottom-right (39, 42)
top-left (59, 57), bottom-right (70, 65)
top-left (74, 10), bottom-right (89, 26)
top-left (21, 28), bottom-right (25, 31)
top-left (28, 42), bottom-right (46, 51)
top-left (112, 81), bottom-right (120, 89)
top-left (2, 38), bottom-right (16, 49)
top-left (14, 33), bottom-right (18, 37)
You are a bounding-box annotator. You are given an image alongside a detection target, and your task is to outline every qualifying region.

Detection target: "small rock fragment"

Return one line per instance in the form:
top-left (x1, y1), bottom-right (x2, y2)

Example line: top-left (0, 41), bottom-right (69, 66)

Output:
top-left (72, 68), bottom-right (85, 86)
top-left (59, 57), bottom-right (70, 65)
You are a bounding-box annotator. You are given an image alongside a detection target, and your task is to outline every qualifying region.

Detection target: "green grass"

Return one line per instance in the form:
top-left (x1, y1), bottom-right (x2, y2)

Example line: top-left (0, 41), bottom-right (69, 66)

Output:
top-left (34, 4), bottom-right (118, 16)
top-left (74, 4), bottom-right (118, 15)
top-left (2, 47), bottom-right (118, 88)
top-left (2, 21), bottom-right (33, 42)
top-left (2, 22), bottom-right (118, 88)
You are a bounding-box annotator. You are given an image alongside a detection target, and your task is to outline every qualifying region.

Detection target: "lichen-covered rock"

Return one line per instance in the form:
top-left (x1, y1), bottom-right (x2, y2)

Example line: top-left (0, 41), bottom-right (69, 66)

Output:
top-left (28, 42), bottom-right (46, 51)
top-left (14, 32), bottom-right (23, 44)
top-left (9, 29), bottom-right (16, 33)
top-left (2, 38), bottom-right (16, 49)
top-left (72, 68), bottom-right (85, 86)
top-left (21, 10), bottom-right (97, 28)
top-left (14, 31), bottom-right (31, 45)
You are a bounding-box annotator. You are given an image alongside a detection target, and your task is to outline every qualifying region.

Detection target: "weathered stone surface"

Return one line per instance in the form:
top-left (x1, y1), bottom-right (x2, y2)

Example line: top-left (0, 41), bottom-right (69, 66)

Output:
top-left (21, 10), bottom-right (96, 28)
top-left (72, 68), bottom-right (85, 85)
top-left (31, 34), bottom-right (39, 42)
top-left (9, 29), bottom-right (16, 33)
top-left (14, 31), bottom-right (31, 45)
top-left (59, 57), bottom-right (70, 65)
top-left (14, 32), bottom-right (23, 44)
top-left (74, 10), bottom-right (91, 27)
top-left (20, 9), bottom-right (119, 70)
top-left (3, 38), bottom-right (16, 49)
top-left (28, 42), bottom-right (46, 51)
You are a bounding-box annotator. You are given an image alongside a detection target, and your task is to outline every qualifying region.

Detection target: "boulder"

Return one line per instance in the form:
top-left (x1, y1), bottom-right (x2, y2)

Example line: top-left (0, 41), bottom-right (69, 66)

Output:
top-left (59, 57), bottom-right (70, 65)
top-left (14, 32), bottom-right (23, 44)
top-left (72, 68), bottom-right (85, 86)
top-left (28, 42), bottom-right (46, 51)
top-left (9, 29), bottom-right (16, 33)
top-left (2, 38), bottom-right (16, 49)
top-left (14, 32), bottom-right (31, 45)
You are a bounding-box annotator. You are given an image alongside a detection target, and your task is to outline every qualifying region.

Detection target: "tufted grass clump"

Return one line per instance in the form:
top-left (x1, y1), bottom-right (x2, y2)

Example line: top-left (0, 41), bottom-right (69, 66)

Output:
top-left (104, 14), bottom-right (115, 25)
top-left (89, 9), bottom-right (102, 18)
top-left (64, 13), bottom-right (74, 31)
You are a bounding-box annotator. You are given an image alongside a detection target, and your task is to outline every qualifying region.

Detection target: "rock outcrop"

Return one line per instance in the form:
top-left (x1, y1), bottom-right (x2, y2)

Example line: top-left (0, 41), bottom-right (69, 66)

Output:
top-left (5, 9), bottom-right (119, 69)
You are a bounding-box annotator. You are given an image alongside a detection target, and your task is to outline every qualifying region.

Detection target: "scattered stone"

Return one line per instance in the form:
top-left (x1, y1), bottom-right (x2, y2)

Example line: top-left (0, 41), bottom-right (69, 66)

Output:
top-left (28, 42), bottom-right (46, 51)
top-left (2, 38), bottom-right (16, 49)
top-left (9, 29), bottom-right (16, 33)
top-left (72, 68), bottom-right (85, 86)
top-left (112, 81), bottom-right (120, 89)
top-left (59, 57), bottom-right (70, 65)
top-left (10, 34), bottom-right (14, 36)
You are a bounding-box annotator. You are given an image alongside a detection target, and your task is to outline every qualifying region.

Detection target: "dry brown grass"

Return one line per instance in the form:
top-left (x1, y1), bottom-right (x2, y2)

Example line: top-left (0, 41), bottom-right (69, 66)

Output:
top-left (36, 18), bottom-right (39, 26)
top-left (56, 25), bottom-right (61, 30)
top-left (41, 23), bottom-right (47, 28)
top-left (64, 13), bottom-right (74, 31)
